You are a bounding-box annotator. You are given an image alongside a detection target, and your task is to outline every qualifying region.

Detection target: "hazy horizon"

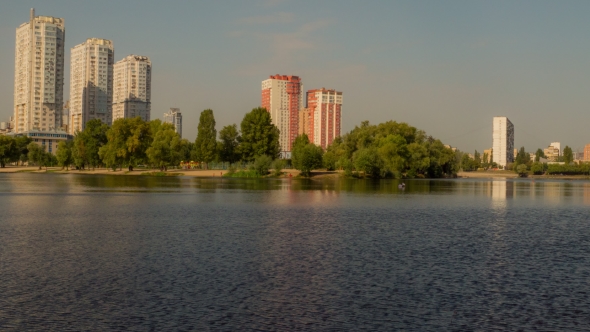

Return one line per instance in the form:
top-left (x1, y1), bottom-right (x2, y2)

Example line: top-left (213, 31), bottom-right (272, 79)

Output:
top-left (2, 0), bottom-right (590, 153)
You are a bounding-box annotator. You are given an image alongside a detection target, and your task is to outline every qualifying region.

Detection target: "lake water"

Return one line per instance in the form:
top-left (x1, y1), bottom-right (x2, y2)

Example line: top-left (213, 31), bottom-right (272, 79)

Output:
top-left (1, 174), bottom-right (590, 331)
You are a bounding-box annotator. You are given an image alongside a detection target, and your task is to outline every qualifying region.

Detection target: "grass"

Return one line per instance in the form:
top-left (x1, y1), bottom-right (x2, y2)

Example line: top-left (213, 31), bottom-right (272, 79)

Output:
top-left (16, 169), bottom-right (37, 173)
top-left (140, 171), bottom-right (183, 177)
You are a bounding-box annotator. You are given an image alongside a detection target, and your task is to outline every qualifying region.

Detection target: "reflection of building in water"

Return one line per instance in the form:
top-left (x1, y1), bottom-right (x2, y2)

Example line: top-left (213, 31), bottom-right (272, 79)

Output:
top-left (584, 184), bottom-right (590, 205)
top-left (491, 180), bottom-right (513, 200)
top-left (542, 182), bottom-right (562, 204)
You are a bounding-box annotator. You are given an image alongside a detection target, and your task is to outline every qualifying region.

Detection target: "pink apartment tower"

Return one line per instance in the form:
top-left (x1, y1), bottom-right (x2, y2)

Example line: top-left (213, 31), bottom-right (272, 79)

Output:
top-left (306, 88), bottom-right (343, 149)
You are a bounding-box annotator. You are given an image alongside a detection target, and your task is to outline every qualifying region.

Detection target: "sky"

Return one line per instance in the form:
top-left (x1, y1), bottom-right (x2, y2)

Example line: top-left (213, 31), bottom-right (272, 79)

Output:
top-left (2, 0), bottom-right (590, 153)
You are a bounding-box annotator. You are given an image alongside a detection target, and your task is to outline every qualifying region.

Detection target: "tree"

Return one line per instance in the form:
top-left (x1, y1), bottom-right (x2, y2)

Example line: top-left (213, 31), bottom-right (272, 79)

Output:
top-left (239, 107), bottom-right (280, 162)
top-left (353, 147), bottom-right (381, 177)
top-left (56, 141), bottom-right (73, 170)
top-left (515, 147), bottom-right (528, 165)
top-left (531, 162), bottom-right (544, 175)
top-left (193, 109), bottom-right (217, 168)
top-left (13, 136), bottom-right (32, 165)
top-left (482, 152), bottom-right (489, 169)
top-left (27, 142), bottom-right (45, 170)
top-left (219, 124), bottom-right (240, 163)
top-left (535, 148), bottom-right (545, 162)
top-left (516, 164), bottom-right (528, 177)
top-left (563, 146), bottom-right (573, 164)
top-left (146, 123), bottom-right (182, 171)
top-left (461, 154), bottom-right (474, 171)
top-left (252, 154), bottom-right (273, 176)
top-left (292, 134), bottom-right (324, 177)
top-left (99, 117), bottom-right (151, 171)
top-left (0, 136), bottom-right (18, 168)
top-left (72, 119), bottom-right (109, 170)
top-left (474, 150), bottom-right (481, 169)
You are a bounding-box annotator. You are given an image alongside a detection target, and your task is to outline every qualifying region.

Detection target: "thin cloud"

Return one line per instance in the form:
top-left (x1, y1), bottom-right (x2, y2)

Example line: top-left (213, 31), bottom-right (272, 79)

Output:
top-left (238, 12), bottom-right (294, 25)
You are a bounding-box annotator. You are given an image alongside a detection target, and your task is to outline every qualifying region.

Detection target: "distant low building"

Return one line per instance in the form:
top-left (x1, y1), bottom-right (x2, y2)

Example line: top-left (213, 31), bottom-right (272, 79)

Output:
top-left (544, 145), bottom-right (560, 162)
top-left (9, 130), bottom-right (72, 155)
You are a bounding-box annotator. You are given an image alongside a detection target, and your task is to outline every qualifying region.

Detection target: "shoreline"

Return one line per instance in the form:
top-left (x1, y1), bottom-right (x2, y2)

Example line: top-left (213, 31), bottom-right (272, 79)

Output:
top-left (2, 166), bottom-right (590, 181)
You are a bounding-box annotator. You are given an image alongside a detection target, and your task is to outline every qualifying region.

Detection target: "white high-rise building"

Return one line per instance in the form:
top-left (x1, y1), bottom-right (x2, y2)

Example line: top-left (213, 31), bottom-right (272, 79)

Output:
top-left (163, 108), bottom-right (182, 137)
top-left (13, 9), bottom-right (65, 133)
top-left (112, 55), bottom-right (151, 122)
top-left (69, 38), bottom-right (114, 134)
top-left (261, 75), bottom-right (303, 153)
top-left (492, 116), bottom-right (514, 167)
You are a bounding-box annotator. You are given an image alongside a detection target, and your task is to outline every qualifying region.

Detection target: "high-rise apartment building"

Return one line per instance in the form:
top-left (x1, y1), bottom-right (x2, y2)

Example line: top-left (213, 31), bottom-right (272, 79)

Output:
top-left (163, 108), bottom-right (182, 137)
top-left (306, 88), bottom-right (343, 149)
top-left (13, 9), bottom-right (65, 133)
top-left (261, 75), bottom-right (303, 153)
top-left (584, 144), bottom-right (590, 162)
top-left (69, 38), bottom-right (114, 134)
top-left (112, 55), bottom-right (151, 122)
top-left (492, 116), bottom-right (514, 167)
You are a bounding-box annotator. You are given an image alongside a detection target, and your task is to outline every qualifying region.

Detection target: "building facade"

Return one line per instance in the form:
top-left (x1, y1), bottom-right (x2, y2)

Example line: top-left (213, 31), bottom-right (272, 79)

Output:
top-left (69, 38), bottom-right (114, 134)
top-left (112, 55), bottom-right (151, 122)
top-left (544, 145), bottom-right (560, 162)
top-left (261, 75), bottom-right (303, 153)
top-left (9, 130), bottom-right (72, 155)
top-left (584, 144), bottom-right (590, 162)
top-left (306, 88), bottom-right (343, 149)
top-left (298, 108), bottom-right (312, 138)
top-left (13, 9), bottom-right (65, 133)
top-left (550, 142), bottom-right (561, 156)
top-left (492, 116), bottom-right (514, 167)
top-left (163, 108), bottom-right (182, 138)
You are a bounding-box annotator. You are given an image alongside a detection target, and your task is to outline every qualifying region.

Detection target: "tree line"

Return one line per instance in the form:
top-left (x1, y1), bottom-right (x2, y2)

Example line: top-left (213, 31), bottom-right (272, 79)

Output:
top-left (2, 107), bottom-right (458, 178)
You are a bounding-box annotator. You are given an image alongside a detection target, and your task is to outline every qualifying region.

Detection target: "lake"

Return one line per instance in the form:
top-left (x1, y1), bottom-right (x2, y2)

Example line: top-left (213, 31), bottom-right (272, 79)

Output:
top-left (1, 174), bottom-right (589, 331)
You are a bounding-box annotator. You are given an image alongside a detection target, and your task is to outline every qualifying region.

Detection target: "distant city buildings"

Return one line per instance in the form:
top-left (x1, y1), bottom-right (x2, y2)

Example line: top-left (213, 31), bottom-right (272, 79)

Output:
top-left (261, 75), bottom-right (303, 153)
top-left (69, 38), bottom-right (114, 134)
top-left (13, 9), bottom-right (65, 133)
top-left (550, 142), bottom-right (561, 156)
top-left (163, 108), bottom-right (182, 137)
top-left (544, 145), bottom-right (560, 162)
top-left (112, 55), bottom-right (152, 122)
top-left (492, 116), bottom-right (514, 167)
top-left (306, 88), bottom-right (343, 149)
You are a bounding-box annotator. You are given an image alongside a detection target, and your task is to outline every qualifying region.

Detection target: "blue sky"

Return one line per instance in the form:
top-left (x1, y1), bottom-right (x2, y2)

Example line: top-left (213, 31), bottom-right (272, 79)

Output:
top-left (2, 0), bottom-right (590, 153)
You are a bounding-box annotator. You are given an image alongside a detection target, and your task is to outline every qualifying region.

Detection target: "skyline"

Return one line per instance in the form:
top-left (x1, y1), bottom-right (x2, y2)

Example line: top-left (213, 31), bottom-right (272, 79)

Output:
top-left (2, 1), bottom-right (590, 152)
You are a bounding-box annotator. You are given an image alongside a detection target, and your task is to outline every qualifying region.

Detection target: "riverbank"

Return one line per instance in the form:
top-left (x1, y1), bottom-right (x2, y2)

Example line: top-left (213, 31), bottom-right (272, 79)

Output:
top-left (0, 166), bottom-right (304, 177)
top-left (458, 170), bottom-right (590, 180)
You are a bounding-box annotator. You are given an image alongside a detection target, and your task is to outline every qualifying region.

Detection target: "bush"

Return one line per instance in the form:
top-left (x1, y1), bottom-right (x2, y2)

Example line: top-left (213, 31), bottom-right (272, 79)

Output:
top-left (271, 159), bottom-right (286, 176)
top-left (516, 164), bottom-right (528, 177)
top-left (252, 155), bottom-right (272, 176)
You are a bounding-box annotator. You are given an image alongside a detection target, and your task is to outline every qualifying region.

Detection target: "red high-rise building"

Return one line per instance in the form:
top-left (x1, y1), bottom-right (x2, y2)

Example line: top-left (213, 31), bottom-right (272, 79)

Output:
top-left (261, 75), bottom-right (303, 154)
top-left (306, 88), bottom-right (343, 149)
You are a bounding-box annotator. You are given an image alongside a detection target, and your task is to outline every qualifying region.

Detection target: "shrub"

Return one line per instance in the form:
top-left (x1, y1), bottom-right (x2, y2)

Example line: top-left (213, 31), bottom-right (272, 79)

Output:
top-left (252, 155), bottom-right (272, 176)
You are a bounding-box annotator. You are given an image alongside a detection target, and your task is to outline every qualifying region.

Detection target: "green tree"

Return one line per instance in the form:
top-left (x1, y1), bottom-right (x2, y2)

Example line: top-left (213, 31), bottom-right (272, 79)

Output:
top-left (353, 147), bottom-right (381, 177)
top-left (146, 123), bottom-right (182, 171)
top-left (461, 154), bottom-right (474, 171)
top-left (219, 124), bottom-right (240, 163)
top-left (252, 154), bottom-right (273, 176)
top-left (563, 146), bottom-right (573, 164)
top-left (516, 164), bottom-right (528, 177)
top-left (535, 148), bottom-right (545, 162)
top-left (99, 117), bottom-right (151, 171)
top-left (271, 158), bottom-right (286, 176)
top-left (239, 107), bottom-right (280, 162)
top-left (482, 152), bottom-right (489, 169)
top-left (0, 136), bottom-right (17, 168)
top-left (13, 136), bottom-right (33, 165)
top-left (193, 109), bottom-right (217, 168)
top-left (515, 146), bottom-right (528, 165)
top-left (72, 119), bottom-right (109, 169)
top-left (27, 142), bottom-right (45, 170)
top-left (56, 141), bottom-right (73, 170)
top-left (474, 150), bottom-right (481, 169)
top-left (292, 134), bottom-right (324, 177)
